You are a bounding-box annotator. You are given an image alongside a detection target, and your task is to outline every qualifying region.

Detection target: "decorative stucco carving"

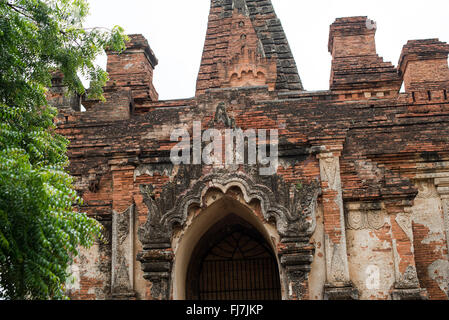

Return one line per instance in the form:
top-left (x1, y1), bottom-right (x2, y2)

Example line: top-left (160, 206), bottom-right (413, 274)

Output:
top-left (442, 197), bottom-right (449, 254)
top-left (112, 205), bottom-right (135, 298)
top-left (320, 156), bottom-right (340, 191)
top-left (324, 238), bottom-right (349, 285)
top-left (134, 163), bottom-right (174, 182)
top-left (331, 244), bottom-right (347, 283)
top-left (74, 164), bottom-right (109, 197)
top-left (392, 239), bottom-right (420, 290)
top-left (395, 212), bottom-right (414, 241)
top-left (346, 210), bottom-right (386, 230)
top-left (286, 268), bottom-right (307, 300)
top-left (138, 166), bottom-right (322, 248)
top-left (318, 152), bottom-right (355, 296)
top-left (137, 248), bottom-right (174, 300)
top-left (396, 265), bottom-right (421, 289)
top-left (390, 224), bottom-right (427, 300)
top-left (417, 179), bottom-right (440, 199)
top-left (435, 176), bottom-right (449, 256)
top-left (116, 208), bottom-right (130, 245)
top-left (346, 210), bottom-right (364, 230)
top-left (278, 244), bottom-right (314, 300)
top-left (213, 102), bottom-right (236, 129)
top-left (137, 165), bottom-right (321, 300)
top-left (113, 256), bottom-right (131, 294)
top-left (367, 211), bottom-right (384, 229)
top-left (233, 0), bottom-right (249, 15)
top-left (138, 184), bottom-right (172, 249)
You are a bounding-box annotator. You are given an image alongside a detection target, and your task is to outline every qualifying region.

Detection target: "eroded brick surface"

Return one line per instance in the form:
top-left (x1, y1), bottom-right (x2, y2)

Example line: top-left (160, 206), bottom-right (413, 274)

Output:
top-left (52, 2), bottom-right (449, 300)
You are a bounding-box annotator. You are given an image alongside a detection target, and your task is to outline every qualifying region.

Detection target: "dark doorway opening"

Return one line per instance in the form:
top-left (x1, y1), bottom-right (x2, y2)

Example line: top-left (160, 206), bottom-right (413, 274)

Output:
top-left (186, 215), bottom-right (282, 300)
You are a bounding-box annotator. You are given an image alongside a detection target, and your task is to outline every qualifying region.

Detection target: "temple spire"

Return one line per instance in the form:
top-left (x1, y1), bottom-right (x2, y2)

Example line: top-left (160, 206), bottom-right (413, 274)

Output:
top-left (232, 0), bottom-right (249, 15)
top-left (196, 0), bottom-right (303, 95)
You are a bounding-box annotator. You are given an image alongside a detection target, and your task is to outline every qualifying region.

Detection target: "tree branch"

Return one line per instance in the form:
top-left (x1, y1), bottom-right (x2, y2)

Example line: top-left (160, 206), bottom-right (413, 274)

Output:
top-left (5, 2), bottom-right (36, 21)
top-left (82, 27), bottom-right (113, 32)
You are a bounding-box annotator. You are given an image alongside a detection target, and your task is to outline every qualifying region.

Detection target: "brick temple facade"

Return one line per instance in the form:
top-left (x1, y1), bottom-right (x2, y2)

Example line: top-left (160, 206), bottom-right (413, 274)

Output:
top-left (50, 0), bottom-right (449, 300)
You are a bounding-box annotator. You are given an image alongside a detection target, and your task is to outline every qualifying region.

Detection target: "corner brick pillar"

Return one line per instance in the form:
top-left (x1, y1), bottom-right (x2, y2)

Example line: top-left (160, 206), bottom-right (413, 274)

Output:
top-left (398, 39), bottom-right (449, 93)
top-left (47, 71), bottom-right (81, 112)
top-left (435, 177), bottom-right (449, 255)
top-left (398, 39), bottom-right (449, 105)
top-left (328, 16), bottom-right (402, 94)
top-left (389, 200), bottom-right (428, 300)
top-left (106, 34), bottom-right (159, 102)
top-left (317, 147), bottom-right (358, 299)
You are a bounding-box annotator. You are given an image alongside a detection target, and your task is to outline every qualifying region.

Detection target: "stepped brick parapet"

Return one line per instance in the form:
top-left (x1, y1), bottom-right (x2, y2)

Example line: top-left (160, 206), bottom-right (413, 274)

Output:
top-left (329, 17), bottom-right (403, 100)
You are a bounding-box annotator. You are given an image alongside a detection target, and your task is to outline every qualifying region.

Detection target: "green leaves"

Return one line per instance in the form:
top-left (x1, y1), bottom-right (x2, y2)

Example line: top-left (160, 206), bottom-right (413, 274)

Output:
top-left (0, 0), bottom-right (125, 300)
top-left (0, 123), bottom-right (104, 299)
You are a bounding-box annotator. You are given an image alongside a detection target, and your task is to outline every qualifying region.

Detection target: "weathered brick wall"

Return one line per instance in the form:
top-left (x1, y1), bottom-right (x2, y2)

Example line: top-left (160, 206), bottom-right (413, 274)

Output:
top-left (411, 180), bottom-right (449, 299)
top-left (51, 3), bottom-right (449, 300)
top-left (196, 0), bottom-right (302, 95)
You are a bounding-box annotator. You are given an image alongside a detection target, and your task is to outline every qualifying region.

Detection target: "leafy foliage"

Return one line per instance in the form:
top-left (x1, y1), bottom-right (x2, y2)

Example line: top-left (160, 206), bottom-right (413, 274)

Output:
top-left (0, 0), bottom-right (128, 299)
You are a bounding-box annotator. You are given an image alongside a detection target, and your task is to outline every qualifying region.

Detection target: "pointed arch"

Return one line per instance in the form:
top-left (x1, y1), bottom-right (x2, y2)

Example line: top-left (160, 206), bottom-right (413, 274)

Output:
top-left (137, 168), bottom-right (321, 300)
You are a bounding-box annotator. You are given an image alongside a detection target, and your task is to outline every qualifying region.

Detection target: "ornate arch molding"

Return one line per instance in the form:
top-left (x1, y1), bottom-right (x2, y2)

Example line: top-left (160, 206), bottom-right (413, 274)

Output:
top-left (136, 166), bottom-right (321, 300)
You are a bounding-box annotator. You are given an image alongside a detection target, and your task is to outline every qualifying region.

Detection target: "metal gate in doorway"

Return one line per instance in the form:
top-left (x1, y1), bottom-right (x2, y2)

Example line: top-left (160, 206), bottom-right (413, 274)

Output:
top-left (197, 230), bottom-right (282, 300)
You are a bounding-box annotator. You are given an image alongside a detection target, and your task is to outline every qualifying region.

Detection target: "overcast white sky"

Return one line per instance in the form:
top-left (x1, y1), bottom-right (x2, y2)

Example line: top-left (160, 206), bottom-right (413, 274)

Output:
top-left (84, 0), bottom-right (449, 100)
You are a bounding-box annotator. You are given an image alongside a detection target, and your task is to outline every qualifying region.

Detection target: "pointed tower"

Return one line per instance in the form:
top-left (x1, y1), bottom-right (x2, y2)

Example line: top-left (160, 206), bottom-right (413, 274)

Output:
top-left (196, 0), bottom-right (303, 95)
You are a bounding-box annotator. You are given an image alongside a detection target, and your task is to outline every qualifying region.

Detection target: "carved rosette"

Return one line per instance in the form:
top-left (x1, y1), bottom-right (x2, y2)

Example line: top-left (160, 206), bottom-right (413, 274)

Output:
top-left (345, 202), bottom-right (386, 231)
top-left (137, 166), bottom-right (321, 300)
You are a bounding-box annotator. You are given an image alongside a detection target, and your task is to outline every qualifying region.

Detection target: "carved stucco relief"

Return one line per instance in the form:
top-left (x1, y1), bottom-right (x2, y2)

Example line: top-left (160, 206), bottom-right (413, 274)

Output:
top-left (395, 212), bottom-right (413, 242)
top-left (318, 153), bottom-right (352, 289)
top-left (138, 168), bottom-right (322, 248)
top-left (392, 238), bottom-right (420, 290)
top-left (346, 209), bottom-right (386, 230)
top-left (410, 178), bottom-right (449, 298)
top-left (442, 198), bottom-right (449, 254)
top-left (408, 170), bottom-right (449, 299)
top-left (320, 156), bottom-right (340, 191)
top-left (428, 259), bottom-right (449, 298)
top-left (137, 166), bottom-right (322, 300)
top-left (413, 179), bottom-right (448, 252)
top-left (233, 0), bottom-right (249, 15)
top-left (326, 241), bottom-right (347, 283)
top-left (391, 207), bottom-right (422, 296)
top-left (435, 177), bottom-right (449, 255)
top-left (134, 163), bottom-right (174, 182)
top-left (112, 205), bottom-right (135, 297)
top-left (213, 102), bottom-right (236, 129)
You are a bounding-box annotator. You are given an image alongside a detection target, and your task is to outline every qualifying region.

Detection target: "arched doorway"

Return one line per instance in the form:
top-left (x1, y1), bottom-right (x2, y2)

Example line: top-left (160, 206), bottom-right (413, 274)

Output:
top-left (186, 214), bottom-right (282, 300)
top-left (139, 171), bottom-right (319, 300)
